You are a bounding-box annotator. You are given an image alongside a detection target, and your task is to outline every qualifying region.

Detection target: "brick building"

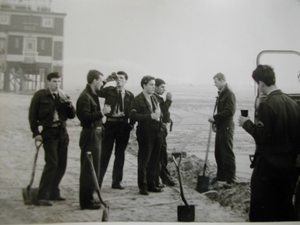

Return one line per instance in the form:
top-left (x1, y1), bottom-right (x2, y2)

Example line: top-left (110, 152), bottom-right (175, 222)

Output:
top-left (0, 0), bottom-right (66, 92)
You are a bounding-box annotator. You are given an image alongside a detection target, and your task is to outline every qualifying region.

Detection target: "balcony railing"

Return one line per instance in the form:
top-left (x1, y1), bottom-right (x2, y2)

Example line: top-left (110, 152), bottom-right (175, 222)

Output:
top-left (23, 51), bottom-right (38, 63)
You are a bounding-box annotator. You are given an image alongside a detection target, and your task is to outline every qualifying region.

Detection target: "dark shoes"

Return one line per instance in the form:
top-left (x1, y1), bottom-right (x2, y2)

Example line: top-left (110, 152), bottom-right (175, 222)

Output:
top-left (148, 186), bottom-right (163, 193)
top-left (49, 195), bottom-right (66, 201)
top-left (35, 199), bottom-right (53, 206)
top-left (112, 183), bottom-right (125, 189)
top-left (139, 189), bottom-right (149, 195)
top-left (157, 183), bottom-right (166, 188)
top-left (163, 178), bottom-right (176, 187)
top-left (81, 203), bottom-right (101, 210)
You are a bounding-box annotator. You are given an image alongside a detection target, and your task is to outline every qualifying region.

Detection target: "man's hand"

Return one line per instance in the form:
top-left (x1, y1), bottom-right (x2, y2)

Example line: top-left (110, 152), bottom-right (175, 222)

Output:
top-left (151, 113), bottom-right (160, 121)
top-left (238, 116), bottom-right (250, 127)
top-left (34, 135), bottom-right (43, 142)
top-left (208, 116), bottom-right (215, 123)
top-left (166, 92), bottom-right (172, 101)
top-left (102, 104), bottom-right (111, 115)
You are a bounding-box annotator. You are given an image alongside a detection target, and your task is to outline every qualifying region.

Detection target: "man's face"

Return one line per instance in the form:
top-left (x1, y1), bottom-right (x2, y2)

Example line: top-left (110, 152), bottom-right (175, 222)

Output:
top-left (155, 84), bottom-right (166, 95)
top-left (214, 78), bottom-right (225, 90)
top-left (144, 79), bottom-right (156, 94)
top-left (257, 81), bottom-right (266, 95)
top-left (94, 75), bottom-right (104, 91)
top-left (116, 74), bottom-right (127, 88)
top-left (48, 78), bottom-right (61, 92)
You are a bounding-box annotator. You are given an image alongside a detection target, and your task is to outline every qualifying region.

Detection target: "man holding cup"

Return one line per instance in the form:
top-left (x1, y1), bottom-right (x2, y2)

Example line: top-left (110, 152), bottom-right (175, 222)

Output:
top-left (97, 71), bottom-right (135, 190)
top-left (208, 73), bottom-right (237, 185)
top-left (130, 75), bottom-right (164, 195)
top-left (238, 65), bottom-right (300, 221)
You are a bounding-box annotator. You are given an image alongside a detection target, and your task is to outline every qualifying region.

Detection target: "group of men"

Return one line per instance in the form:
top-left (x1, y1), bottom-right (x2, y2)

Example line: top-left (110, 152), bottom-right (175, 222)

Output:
top-left (29, 70), bottom-right (175, 210)
top-left (28, 65), bottom-right (300, 221)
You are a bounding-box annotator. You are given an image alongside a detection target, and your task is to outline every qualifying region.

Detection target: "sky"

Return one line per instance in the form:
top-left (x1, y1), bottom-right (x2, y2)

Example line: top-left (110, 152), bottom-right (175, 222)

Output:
top-left (51, 0), bottom-right (300, 92)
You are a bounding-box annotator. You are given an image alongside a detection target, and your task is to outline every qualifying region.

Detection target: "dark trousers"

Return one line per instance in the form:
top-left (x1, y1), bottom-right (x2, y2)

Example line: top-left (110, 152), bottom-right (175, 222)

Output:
top-left (38, 126), bottom-right (69, 199)
top-left (98, 121), bottom-right (131, 187)
top-left (214, 123), bottom-right (236, 182)
top-left (79, 127), bottom-right (103, 207)
top-left (137, 131), bottom-right (162, 190)
top-left (249, 153), bottom-right (297, 221)
top-left (156, 125), bottom-right (172, 183)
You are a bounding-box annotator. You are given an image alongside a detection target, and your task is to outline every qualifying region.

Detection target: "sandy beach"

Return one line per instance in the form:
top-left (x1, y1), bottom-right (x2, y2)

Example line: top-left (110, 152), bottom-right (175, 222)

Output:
top-left (0, 84), bottom-right (261, 223)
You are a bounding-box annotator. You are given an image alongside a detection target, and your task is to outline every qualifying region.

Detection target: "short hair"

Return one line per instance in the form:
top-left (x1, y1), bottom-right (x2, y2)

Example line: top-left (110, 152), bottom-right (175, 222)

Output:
top-left (47, 72), bottom-right (61, 81)
top-left (140, 75), bottom-right (155, 88)
top-left (87, 70), bottom-right (103, 84)
top-left (117, 71), bottom-right (128, 80)
top-left (213, 73), bottom-right (226, 82)
top-left (252, 65), bottom-right (275, 86)
top-left (155, 78), bottom-right (166, 87)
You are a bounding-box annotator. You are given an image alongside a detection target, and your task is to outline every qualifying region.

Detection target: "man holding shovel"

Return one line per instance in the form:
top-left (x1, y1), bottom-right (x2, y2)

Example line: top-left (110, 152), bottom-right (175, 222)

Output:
top-left (29, 72), bottom-right (75, 206)
top-left (76, 70), bottom-right (111, 210)
top-left (208, 73), bottom-right (236, 186)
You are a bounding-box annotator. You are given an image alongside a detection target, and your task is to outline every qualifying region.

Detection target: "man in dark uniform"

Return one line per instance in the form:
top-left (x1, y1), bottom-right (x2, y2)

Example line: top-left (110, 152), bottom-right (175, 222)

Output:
top-left (154, 78), bottom-right (176, 187)
top-left (239, 65), bottom-right (300, 221)
top-left (130, 75), bottom-right (164, 195)
top-left (97, 71), bottom-right (134, 189)
top-left (208, 73), bottom-right (236, 185)
top-left (29, 72), bottom-right (75, 206)
top-left (76, 70), bottom-right (111, 210)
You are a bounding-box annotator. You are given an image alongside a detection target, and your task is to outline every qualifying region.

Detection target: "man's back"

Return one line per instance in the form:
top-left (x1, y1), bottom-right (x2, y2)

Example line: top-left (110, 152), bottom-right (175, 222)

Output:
top-left (260, 90), bottom-right (300, 149)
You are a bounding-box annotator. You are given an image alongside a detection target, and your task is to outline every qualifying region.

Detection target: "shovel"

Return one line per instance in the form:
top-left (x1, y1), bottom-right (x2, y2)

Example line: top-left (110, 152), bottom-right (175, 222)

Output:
top-left (172, 152), bottom-right (195, 222)
top-left (86, 152), bottom-right (109, 222)
top-left (196, 123), bottom-right (213, 193)
top-left (22, 141), bottom-right (42, 205)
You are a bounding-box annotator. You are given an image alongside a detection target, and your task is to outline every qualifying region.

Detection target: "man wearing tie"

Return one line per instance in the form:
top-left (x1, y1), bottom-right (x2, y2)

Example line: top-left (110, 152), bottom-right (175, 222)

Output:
top-left (130, 75), bottom-right (164, 195)
top-left (29, 72), bottom-right (75, 206)
top-left (97, 71), bottom-right (135, 189)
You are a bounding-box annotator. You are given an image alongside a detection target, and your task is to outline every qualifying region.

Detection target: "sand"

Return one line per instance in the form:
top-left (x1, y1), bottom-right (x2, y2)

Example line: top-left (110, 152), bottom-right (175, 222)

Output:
top-left (0, 85), bottom-right (261, 224)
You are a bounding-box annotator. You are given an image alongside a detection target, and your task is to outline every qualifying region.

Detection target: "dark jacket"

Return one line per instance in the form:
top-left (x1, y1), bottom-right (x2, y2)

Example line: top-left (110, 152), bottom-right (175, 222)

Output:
top-left (76, 84), bottom-right (104, 128)
top-left (97, 86), bottom-right (134, 122)
top-left (213, 84), bottom-right (236, 128)
top-left (130, 92), bottom-right (161, 134)
top-left (29, 88), bottom-right (75, 138)
top-left (243, 89), bottom-right (300, 155)
top-left (153, 93), bottom-right (172, 123)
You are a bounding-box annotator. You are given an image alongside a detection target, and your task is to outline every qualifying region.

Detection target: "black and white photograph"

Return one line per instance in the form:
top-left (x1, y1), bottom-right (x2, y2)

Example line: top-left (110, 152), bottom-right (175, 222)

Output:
top-left (0, 0), bottom-right (300, 224)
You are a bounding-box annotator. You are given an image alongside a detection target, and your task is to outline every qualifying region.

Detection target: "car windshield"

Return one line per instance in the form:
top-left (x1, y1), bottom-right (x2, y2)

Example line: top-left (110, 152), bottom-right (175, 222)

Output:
top-left (256, 52), bottom-right (300, 94)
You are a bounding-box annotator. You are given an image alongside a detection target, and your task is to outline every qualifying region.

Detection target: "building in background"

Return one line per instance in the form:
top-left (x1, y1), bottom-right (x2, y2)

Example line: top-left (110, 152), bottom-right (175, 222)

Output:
top-left (0, 0), bottom-right (66, 93)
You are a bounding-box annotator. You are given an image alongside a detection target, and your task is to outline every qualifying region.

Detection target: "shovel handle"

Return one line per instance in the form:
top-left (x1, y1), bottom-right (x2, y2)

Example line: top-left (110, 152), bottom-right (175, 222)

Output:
top-left (172, 153), bottom-right (189, 207)
top-left (86, 152), bottom-right (108, 208)
top-left (28, 140), bottom-right (43, 188)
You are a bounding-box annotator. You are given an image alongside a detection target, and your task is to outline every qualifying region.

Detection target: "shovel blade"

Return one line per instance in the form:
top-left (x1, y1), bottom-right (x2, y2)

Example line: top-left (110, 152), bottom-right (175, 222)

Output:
top-left (22, 187), bottom-right (38, 205)
top-left (196, 175), bottom-right (209, 193)
top-left (177, 205), bottom-right (195, 222)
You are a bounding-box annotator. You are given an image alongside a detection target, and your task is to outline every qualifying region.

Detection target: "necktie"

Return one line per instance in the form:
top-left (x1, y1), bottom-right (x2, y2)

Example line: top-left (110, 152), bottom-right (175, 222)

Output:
top-left (53, 93), bottom-right (59, 109)
top-left (150, 96), bottom-right (156, 113)
top-left (116, 91), bottom-right (123, 113)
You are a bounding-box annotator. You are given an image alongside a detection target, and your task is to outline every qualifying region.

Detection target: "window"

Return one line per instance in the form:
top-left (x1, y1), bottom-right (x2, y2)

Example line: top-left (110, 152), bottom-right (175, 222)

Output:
top-left (0, 15), bottom-right (9, 25)
top-left (39, 68), bottom-right (45, 82)
top-left (42, 18), bottom-right (53, 28)
top-left (41, 39), bottom-right (45, 50)
top-left (15, 38), bottom-right (19, 49)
